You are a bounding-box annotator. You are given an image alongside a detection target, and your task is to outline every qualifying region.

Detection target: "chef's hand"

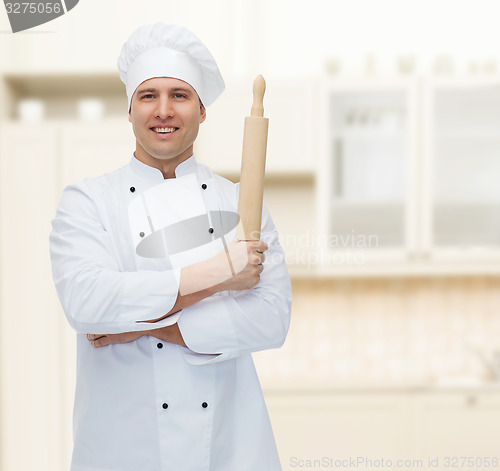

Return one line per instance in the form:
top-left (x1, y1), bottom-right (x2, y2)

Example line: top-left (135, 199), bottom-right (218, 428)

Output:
top-left (217, 240), bottom-right (268, 291)
top-left (88, 242), bottom-right (269, 331)
top-left (179, 240), bottom-right (268, 296)
top-left (87, 324), bottom-right (186, 348)
top-left (87, 331), bottom-right (144, 348)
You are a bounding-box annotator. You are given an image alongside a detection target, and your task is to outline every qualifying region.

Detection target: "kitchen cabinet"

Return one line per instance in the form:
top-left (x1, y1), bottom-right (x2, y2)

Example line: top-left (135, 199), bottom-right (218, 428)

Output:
top-left (194, 78), bottom-right (318, 276)
top-left (194, 80), bottom-right (248, 175)
top-left (196, 78), bottom-right (316, 177)
top-left (264, 388), bottom-right (500, 469)
top-left (317, 78), bottom-right (500, 276)
top-left (1, 73), bottom-right (318, 178)
top-left (58, 119), bottom-right (136, 187)
top-left (412, 391), bottom-right (500, 458)
top-left (1, 119), bottom-right (136, 188)
top-left (0, 119), bottom-right (136, 471)
top-left (265, 391), bottom-right (408, 462)
top-left (319, 79), bottom-right (417, 249)
top-left (422, 78), bottom-right (500, 262)
top-left (0, 123), bottom-right (71, 471)
top-left (317, 79), bottom-right (419, 275)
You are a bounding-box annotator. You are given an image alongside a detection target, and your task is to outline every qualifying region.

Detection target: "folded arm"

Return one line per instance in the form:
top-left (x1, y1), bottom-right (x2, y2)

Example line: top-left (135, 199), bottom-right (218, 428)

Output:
top-left (87, 240), bottom-right (269, 348)
top-left (88, 228), bottom-right (290, 359)
top-left (50, 181), bottom-right (266, 335)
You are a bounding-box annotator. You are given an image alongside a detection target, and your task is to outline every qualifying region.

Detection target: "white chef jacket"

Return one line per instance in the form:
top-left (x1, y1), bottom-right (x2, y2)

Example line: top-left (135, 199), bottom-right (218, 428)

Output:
top-left (49, 155), bottom-right (292, 471)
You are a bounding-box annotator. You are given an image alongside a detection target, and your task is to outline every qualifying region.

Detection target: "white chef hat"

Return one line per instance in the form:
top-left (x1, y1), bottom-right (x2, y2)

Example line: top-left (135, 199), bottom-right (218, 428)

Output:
top-left (117, 23), bottom-right (225, 110)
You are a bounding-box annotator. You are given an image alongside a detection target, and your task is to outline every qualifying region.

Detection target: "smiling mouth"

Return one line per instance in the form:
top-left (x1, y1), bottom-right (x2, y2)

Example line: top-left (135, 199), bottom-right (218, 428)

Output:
top-left (152, 127), bottom-right (178, 134)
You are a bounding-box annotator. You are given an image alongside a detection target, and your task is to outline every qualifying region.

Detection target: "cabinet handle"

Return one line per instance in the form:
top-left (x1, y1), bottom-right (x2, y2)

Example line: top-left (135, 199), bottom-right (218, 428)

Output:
top-left (334, 140), bottom-right (343, 197)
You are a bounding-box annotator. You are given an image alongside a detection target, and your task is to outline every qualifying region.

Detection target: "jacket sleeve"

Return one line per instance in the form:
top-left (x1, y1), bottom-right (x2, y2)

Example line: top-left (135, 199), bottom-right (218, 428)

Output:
top-left (49, 181), bottom-right (181, 334)
top-left (177, 203), bottom-right (292, 365)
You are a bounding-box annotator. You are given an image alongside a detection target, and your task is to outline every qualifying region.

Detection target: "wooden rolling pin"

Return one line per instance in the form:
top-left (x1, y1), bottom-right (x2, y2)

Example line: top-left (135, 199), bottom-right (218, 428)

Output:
top-left (236, 75), bottom-right (269, 241)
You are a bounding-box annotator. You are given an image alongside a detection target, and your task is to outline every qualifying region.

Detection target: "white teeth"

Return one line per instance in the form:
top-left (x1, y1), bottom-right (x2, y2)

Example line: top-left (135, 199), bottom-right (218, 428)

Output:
top-left (153, 127), bottom-right (176, 133)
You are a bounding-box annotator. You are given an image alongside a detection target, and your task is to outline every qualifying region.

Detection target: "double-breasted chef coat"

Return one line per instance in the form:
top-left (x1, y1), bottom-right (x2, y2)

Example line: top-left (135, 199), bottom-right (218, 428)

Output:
top-left (49, 155), bottom-right (292, 471)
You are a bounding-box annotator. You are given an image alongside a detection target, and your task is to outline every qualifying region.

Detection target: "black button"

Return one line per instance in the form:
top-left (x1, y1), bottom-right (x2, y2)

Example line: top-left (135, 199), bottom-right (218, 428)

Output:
top-left (201, 183), bottom-right (207, 190)
top-left (162, 403), bottom-right (168, 409)
top-left (157, 343), bottom-right (163, 349)
top-left (140, 232), bottom-right (145, 237)
top-left (202, 402), bottom-right (208, 408)
top-left (130, 187), bottom-right (136, 193)
top-left (208, 228), bottom-right (214, 234)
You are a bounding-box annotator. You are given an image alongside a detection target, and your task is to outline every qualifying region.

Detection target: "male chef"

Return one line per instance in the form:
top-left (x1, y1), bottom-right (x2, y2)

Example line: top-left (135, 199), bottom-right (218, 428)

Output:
top-left (49, 22), bottom-right (292, 471)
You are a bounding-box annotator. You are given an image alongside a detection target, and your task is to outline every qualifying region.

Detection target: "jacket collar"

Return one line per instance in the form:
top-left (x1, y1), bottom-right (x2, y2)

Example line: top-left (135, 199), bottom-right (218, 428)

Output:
top-left (129, 154), bottom-right (198, 181)
top-left (175, 155), bottom-right (197, 178)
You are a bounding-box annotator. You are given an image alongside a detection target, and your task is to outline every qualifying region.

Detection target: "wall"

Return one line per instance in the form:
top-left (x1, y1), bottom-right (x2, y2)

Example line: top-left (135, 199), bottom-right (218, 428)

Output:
top-left (256, 277), bottom-right (500, 387)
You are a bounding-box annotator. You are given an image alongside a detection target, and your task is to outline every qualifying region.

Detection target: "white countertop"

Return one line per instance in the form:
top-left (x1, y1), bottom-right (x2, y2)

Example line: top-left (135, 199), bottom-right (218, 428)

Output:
top-left (263, 379), bottom-right (500, 394)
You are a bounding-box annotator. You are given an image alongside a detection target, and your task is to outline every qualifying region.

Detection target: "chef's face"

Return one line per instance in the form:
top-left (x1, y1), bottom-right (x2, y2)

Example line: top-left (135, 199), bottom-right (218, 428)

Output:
top-left (129, 77), bottom-right (206, 169)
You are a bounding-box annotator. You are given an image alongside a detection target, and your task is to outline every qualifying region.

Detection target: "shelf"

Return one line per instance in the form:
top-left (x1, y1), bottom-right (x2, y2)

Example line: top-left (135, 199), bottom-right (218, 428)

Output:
top-left (288, 261), bottom-right (500, 279)
top-left (1, 72), bottom-right (126, 120)
top-left (262, 381), bottom-right (500, 394)
top-left (331, 130), bottom-right (404, 139)
top-left (3, 71), bottom-right (122, 95)
top-left (436, 131), bottom-right (500, 139)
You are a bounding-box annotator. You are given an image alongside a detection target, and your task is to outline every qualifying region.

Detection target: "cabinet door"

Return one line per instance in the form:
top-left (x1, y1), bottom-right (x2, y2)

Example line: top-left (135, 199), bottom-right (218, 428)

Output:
top-left (423, 79), bottom-right (500, 261)
top-left (195, 79), bottom-right (314, 176)
top-left (58, 119), bottom-right (136, 188)
top-left (195, 80), bottom-right (247, 175)
top-left (412, 392), bottom-right (500, 457)
top-left (265, 392), bottom-right (408, 465)
top-left (264, 80), bottom-right (316, 174)
top-left (318, 80), bottom-right (419, 260)
top-left (0, 123), bottom-right (71, 471)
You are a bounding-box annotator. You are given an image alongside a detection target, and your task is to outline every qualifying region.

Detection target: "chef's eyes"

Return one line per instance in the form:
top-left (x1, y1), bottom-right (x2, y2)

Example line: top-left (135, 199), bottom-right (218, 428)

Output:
top-left (139, 93), bottom-right (188, 100)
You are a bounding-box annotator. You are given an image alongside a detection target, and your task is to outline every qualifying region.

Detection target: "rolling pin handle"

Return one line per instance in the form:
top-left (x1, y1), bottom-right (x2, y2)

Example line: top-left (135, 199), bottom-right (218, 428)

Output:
top-left (251, 75), bottom-right (266, 118)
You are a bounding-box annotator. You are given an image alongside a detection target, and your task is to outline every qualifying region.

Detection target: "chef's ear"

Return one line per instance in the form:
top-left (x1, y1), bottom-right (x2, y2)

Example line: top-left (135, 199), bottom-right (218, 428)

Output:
top-left (199, 102), bottom-right (206, 124)
top-left (128, 91), bottom-right (136, 122)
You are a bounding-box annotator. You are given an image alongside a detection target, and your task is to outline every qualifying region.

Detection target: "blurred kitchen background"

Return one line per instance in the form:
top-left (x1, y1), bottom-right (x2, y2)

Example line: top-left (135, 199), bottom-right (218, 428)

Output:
top-left (1, 0), bottom-right (500, 469)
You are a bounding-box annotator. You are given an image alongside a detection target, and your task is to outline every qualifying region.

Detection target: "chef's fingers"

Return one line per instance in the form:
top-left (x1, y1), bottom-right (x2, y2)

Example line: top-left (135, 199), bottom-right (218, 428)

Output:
top-left (89, 335), bottom-right (109, 348)
top-left (87, 334), bottom-right (106, 341)
top-left (250, 252), bottom-right (265, 265)
top-left (91, 337), bottom-right (108, 348)
top-left (254, 241), bottom-right (268, 253)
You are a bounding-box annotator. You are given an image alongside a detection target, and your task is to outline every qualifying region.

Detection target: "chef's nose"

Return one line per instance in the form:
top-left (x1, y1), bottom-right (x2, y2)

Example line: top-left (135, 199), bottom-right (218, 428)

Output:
top-left (155, 96), bottom-right (174, 119)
